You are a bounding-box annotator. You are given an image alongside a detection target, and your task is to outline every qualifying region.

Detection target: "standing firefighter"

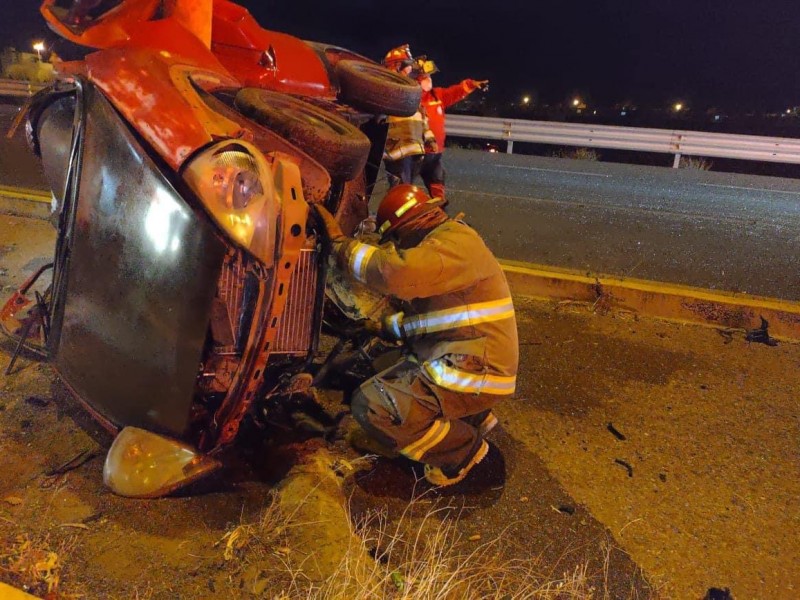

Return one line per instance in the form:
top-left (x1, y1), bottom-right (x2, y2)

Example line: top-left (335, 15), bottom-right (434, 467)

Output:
top-left (316, 185), bottom-right (519, 486)
top-left (382, 45), bottom-right (437, 187)
top-left (416, 59), bottom-right (488, 202)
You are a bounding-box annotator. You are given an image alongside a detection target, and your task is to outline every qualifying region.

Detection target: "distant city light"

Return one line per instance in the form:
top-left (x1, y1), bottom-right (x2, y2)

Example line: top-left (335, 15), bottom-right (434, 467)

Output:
top-left (572, 98), bottom-right (581, 107)
top-left (522, 96), bottom-right (531, 105)
top-left (674, 102), bottom-right (684, 112)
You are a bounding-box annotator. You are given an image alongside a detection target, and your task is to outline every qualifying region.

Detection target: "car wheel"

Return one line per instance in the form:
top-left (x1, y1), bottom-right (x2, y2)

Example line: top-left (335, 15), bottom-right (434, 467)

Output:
top-left (335, 60), bottom-right (422, 117)
top-left (234, 89), bottom-right (371, 181)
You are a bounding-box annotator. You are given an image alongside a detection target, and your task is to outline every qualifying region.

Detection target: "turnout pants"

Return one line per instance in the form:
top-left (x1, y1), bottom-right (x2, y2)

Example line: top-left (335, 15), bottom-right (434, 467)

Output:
top-left (384, 155), bottom-right (423, 187)
top-left (419, 152), bottom-right (446, 200)
top-left (351, 358), bottom-right (496, 472)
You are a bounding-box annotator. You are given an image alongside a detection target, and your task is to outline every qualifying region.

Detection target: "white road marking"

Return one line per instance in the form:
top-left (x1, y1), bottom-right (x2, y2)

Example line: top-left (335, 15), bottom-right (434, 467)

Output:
top-left (496, 165), bottom-right (610, 178)
top-left (700, 183), bottom-right (800, 195)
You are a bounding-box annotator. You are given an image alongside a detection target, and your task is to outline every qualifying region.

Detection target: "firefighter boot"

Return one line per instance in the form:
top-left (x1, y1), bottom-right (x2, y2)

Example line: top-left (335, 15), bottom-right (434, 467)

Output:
top-left (428, 182), bottom-right (446, 203)
top-left (463, 409), bottom-right (498, 437)
top-left (424, 439), bottom-right (489, 487)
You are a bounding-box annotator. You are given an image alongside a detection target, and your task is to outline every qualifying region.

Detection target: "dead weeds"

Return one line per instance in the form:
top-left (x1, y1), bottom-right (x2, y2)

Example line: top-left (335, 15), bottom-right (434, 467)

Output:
top-left (217, 488), bottom-right (646, 599)
top-left (0, 531), bottom-right (78, 598)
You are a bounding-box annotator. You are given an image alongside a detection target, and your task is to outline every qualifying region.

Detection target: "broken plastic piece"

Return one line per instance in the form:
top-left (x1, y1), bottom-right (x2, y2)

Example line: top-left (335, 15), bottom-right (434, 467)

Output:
top-left (103, 427), bottom-right (221, 498)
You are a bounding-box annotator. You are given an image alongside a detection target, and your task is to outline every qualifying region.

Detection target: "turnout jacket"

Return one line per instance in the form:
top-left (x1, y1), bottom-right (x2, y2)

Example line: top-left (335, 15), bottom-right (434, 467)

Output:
top-left (384, 110), bottom-right (436, 161)
top-left (337, 220), bottom-right (519, 397)
top-left (421, 80), bottom-right (480, 152)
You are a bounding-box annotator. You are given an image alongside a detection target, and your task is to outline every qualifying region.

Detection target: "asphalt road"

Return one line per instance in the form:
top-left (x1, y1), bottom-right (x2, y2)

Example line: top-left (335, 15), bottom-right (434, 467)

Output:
top-left (3, 103), bottom-right (799, 300)
top-left (438, 149), bottom-right (800, 301)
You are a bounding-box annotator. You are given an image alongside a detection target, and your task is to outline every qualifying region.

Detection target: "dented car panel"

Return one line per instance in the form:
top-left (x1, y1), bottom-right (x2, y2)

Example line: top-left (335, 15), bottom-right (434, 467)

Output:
top-left (51, 84), bottom-right (226, 437)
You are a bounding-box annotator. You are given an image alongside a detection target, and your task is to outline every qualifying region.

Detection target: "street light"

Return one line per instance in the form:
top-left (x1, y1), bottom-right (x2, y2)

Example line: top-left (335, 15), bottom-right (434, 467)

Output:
top-left (572, 98), bottom-right (581, 107)
top-left (33, 41), bottom-right (45, 61)
top-left (522, 95), bottom-right (531, 105)
top-left (673, 102), bottom-right (684, 112)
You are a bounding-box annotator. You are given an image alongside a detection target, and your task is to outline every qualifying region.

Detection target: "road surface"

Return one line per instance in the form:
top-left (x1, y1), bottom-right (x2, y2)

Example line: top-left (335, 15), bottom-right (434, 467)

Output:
top-left (3, 103), bottom-right (799, 300)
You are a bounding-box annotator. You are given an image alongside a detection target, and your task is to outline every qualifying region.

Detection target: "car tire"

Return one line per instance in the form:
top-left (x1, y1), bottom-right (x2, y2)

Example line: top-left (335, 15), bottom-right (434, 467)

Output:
top-left (234, 89), bottom-right (371, 181)
top-left (335, 60), bottom-right (422, 117)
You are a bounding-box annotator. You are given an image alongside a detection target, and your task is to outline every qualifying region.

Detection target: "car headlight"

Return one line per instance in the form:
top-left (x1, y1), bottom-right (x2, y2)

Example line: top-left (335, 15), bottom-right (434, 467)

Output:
top-left (183, 140), bottom-right (277, 266)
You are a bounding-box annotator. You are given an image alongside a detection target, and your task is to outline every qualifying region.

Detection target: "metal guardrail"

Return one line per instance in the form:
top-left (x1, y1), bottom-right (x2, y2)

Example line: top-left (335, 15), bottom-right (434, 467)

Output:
top-left (447, 114), bottom-right (800, 168)
top-left (0, 78), bottom-right (47, 98)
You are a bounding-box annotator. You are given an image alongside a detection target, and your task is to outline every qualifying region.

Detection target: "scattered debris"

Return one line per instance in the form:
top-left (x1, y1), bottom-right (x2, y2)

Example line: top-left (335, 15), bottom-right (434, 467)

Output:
top-left (467, 534), bottom-right (481, 542)
top-left (614, 459), bottom-right (634, 477)
top-left (745, 316), bottom-right (778, 347)
top-left (717, 329), bottom-right (735, 344)
top-left (81, 513), bottom-right (104, 525)
top-left (519, 496), bottom-right (529, 503)
top-left (24, 396), bottom-right (50, 408)
top-left (607, 422), bottom-right (627, 441)
top-left (3, 496), bottom-right (23, 506)
top-left (659, 473), bottom-right (667, 482)
top-left (58, 523), bottom-right (90, 531)
top-left (45, 448), bottom-right (100, 477)
top-left (557, 505), bottom-right (576, 515)
top-left (705, 587), bottom-right (733, 600)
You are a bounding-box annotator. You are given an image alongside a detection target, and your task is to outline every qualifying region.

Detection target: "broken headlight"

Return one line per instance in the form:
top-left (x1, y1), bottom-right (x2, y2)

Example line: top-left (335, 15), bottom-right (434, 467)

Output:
top-left (183, 140), bottom-right (278, 267)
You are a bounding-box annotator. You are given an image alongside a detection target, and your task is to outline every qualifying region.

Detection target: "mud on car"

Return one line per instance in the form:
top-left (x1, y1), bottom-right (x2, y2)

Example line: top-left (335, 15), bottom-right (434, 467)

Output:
top-left (0, 0), bottom-right (420, 497)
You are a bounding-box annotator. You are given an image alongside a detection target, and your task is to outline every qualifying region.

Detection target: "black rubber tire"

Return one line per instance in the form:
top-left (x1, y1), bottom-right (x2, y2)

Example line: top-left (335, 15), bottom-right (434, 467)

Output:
top-left (234, 88), bottom-right (371, 181)
top-left (335, 60), bottom-right (422, 117)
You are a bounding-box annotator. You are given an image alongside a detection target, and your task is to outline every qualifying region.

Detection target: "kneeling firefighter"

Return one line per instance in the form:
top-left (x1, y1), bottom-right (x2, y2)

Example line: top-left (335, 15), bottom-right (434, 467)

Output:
top-left (315, 185), bottom-right (519, 486)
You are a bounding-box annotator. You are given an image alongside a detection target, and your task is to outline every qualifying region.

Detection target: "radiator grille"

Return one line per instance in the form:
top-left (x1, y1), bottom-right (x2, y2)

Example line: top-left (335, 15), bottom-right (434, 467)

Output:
top-left (272, 249), bottom-right (319, 354)
top-left (215, 249), bottom-right (247, 356)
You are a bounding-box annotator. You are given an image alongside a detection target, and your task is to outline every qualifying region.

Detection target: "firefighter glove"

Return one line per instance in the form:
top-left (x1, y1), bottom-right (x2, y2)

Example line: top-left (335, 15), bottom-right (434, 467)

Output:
top-left (314, 204), bottom-right (346, 243)
top-left (425, 139), bottom-right (439, 153)
top-left (466, 79), bottom-right (489, 92)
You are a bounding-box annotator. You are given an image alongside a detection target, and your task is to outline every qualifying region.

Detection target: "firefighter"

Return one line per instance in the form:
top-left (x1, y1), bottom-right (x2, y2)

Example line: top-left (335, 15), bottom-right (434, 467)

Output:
top-left (381, 45), bottom-right (437, 187)
top-left (315, 184), bottom-right (519, 486)
top-left (416, 60), bottom-right (488, 201)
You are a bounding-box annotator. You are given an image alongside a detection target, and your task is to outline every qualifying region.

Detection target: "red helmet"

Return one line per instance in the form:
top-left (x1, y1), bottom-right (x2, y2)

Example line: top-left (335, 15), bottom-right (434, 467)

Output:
top-left (376, 184), bottom-right (434, 236)
top-left (382, 44), bottom-right (414, 72)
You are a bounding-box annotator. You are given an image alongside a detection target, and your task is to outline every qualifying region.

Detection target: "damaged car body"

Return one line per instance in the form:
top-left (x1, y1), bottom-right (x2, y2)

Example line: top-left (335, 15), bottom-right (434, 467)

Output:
top-left (1, 0), bottom-right (420, 497)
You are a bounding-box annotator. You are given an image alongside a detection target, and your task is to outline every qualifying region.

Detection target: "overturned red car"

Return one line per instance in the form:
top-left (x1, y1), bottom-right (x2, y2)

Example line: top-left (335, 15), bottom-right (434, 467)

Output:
top-left (1, 0), bottom-right (418, 497)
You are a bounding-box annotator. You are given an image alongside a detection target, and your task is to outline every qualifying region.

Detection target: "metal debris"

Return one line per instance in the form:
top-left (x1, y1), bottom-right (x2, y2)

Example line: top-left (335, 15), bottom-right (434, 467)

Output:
top-left (614, 459), bottom-right (634, 477)
top-left (45, 449), bottom-right (100, 477)
top-left (745, 316), bottom-right (778, 347)
top-left (607, 422), bottom-right (626, 441)
top-left (24, 396), bottom-right (50, 408)
top-left (704, 587), bottom-right (733, 600)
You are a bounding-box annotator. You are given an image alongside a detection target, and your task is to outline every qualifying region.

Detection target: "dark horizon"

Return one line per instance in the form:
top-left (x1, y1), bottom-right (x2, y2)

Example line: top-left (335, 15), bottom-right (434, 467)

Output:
top-left (4, 0), bottom-right (800, 112)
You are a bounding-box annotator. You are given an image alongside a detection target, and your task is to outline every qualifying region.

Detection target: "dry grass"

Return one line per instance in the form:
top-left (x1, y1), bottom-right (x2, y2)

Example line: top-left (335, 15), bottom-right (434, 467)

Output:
top-left (217, 492), bottom-right (288, 563)
top-left (0, 532), bottom-right (78, 597)
top-left (679, 156), bottom-right (713, 170)
top-left (221, 488), bottom-right (647, 600)
top-left (552, 147), bottom-right (600, 161)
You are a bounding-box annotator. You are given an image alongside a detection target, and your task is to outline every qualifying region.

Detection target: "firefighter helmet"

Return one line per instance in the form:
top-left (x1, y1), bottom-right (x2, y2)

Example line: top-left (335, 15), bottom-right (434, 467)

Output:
top-left (383, 44), bottom-right (414, 71)
top-left (376, 184), bottom-right (436, 235)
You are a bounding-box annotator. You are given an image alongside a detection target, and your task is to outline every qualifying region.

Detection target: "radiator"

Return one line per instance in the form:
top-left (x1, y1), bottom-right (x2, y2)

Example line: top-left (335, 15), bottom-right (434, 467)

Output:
top-left (272, 248), bottom-right (319, 354)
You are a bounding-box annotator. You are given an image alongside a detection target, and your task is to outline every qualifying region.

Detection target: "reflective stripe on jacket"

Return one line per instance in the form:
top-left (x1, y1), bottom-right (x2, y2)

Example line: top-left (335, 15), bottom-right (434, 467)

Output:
top-left (337, 220), bottom-right (519, 396)
top-left (384, 110), bottom-right (435, 161)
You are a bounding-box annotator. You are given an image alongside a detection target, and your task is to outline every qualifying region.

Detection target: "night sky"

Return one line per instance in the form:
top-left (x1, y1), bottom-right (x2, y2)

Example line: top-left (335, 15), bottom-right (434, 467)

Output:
top-left (4, 0), bottom-right (800, 110)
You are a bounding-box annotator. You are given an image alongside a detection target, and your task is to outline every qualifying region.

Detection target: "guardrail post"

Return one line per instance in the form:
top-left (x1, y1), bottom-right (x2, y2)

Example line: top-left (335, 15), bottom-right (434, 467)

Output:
top-left (672, 153), bottom-right (681, 169)
top-left (506, 140), bottom-right (514, 154)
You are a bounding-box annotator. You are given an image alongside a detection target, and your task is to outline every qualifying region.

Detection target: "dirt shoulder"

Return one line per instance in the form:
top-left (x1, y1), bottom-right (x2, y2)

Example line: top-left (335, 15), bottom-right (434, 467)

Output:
top-left (2, 213), bottom-right (797, 598)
